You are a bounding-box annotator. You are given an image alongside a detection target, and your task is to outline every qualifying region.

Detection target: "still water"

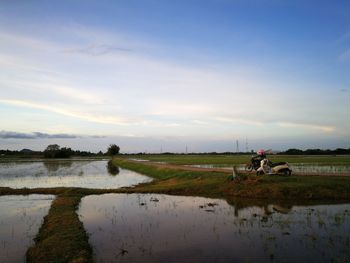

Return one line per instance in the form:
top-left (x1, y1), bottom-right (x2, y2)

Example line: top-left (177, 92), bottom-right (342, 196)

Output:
top-left (187, 164), bottom-right (350, 175)
top-left (79, 194), bottom-right (350, 263)
top-left (0, 195), bottom-right (54, 263)
top-left (289, 163), bottom-right (350, 174)
top-left (0, 160), bottom-right (152, 189)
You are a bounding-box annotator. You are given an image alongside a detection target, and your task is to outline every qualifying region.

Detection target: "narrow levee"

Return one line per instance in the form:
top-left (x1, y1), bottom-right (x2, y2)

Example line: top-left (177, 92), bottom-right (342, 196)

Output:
top-left (26, 193), bottom-right (92, 263)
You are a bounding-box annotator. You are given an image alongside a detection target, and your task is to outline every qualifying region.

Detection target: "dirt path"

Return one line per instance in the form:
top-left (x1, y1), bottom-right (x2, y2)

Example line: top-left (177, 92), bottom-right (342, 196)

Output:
top-left (129, 160), bottom-right (234, 174)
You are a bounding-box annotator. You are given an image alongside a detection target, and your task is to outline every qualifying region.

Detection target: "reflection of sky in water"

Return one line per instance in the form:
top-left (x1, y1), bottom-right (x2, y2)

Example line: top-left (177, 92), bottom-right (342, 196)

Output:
top-left (79, 194), bottom-right (350, 263)
top-left (0, 195), bottom-right (54, 263)
top-left (0, 161), bottom-right (152, 189)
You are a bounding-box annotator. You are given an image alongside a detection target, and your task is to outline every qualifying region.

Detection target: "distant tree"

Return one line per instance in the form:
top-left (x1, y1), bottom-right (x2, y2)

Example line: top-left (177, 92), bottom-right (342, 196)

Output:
top-left (45, 144), bottom-right (60, 152)
top-left (57, 147), bottom-right (73, 158)
top-left (107, 144), bottom-right (120, 156)
top-left (44, 144), bottom-right (72, 158)
top-left (44, 144), bottom-right (60, 158)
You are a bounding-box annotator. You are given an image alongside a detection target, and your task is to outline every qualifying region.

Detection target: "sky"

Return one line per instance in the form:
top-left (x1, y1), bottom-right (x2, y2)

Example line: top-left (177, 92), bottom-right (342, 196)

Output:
top-left (0, 0), bottom-right (349, 153)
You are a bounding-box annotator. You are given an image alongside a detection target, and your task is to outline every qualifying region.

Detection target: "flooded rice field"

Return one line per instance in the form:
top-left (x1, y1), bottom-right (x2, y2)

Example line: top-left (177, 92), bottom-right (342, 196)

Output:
top-left (79, 194), bottom-right (350, 263)
top-left (0, 195), bottom-right (54, 263)
top-left (188, 164), bottom-right (350, 175)
top-left (289, 163), bottom-right (350, 174)
top-left (0, 160), bottom-right (152, 189)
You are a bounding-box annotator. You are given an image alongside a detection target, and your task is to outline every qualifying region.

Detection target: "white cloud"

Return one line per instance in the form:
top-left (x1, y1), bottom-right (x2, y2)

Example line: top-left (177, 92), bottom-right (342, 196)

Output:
top-left (0, 99), bottom-right (129, 125)
top-left (277, 122), bottom-right (335, 133)
top-left (0, 25), bottom-right (347, 140)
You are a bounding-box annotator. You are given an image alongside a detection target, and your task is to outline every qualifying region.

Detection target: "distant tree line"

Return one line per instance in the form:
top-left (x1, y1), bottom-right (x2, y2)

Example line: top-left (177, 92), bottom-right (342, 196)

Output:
top-left (278, 148), bottom-right (350, 155)
top-left (2, 146), bottom-right (350, 158)
top-left (0, 143), bottom-right (120, 158)
top-left (133, 151), bottom-right (253, 155)
top-left (0, 149), bottom-right (42, 157)
top-left (126, 148), bottom-right (350, 155)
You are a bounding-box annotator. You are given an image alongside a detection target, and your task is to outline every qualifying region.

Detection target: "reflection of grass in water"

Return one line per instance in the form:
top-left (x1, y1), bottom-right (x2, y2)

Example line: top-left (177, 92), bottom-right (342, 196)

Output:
top-left (317, 215), bottom-right (325, 228)
top-left (334, 213), bottom-right (344, 226)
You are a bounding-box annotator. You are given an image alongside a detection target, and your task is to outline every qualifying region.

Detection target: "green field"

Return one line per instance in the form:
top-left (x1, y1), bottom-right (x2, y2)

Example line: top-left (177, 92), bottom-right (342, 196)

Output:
top-left (113, 158), bottom-right (350, 201)
top-left (125, 154), bottom-right (350, 165)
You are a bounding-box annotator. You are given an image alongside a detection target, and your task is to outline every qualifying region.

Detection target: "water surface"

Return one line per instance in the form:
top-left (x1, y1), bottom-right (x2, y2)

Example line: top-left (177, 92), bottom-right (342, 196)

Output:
top-left (187, 164), bottom-right (350, 175)
top-left (0, 195), bottom-right (54, 263)
top-left (79, 194), bottom-right (350, 262)
top-left (0, 160), bottom-right (152, 189)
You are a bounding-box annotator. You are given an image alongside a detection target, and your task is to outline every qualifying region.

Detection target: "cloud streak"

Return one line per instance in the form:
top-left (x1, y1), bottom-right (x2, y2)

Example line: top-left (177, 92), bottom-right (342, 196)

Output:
top-left (0, 130), bottom-right (79, 139)
top-left (0, 130), bottom-right (106, 139)
top-left (0, 99), bottom-right (131, 125)
top-left (63, 44), bottom-right (132, 56)
top-left (277, 122), bottom-right (335, 133)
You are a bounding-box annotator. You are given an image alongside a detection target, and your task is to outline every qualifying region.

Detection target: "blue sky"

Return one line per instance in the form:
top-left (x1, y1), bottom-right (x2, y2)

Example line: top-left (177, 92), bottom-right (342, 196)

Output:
top-left (0, 0), bottom-right (349, 152)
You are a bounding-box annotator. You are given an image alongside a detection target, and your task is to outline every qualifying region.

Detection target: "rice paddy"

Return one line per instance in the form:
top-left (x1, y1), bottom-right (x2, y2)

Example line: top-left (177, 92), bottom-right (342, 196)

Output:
top-left (1, 156), bottom-right (350, 262)
top-left (0, 195), bottom-right (54, 263)
top-left (79, 193), bottom-right (350, 263)
top-left (0, 160), bottom-right (152, 189)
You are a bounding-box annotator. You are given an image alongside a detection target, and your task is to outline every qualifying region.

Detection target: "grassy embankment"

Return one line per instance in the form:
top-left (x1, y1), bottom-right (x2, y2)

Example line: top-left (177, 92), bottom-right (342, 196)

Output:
top-left (0, 187), bottom-right (118, 263)
top-left (114, 158), bottom-right (350, 201)
top-left (26, 193), bottom-right (91, 263)
top-left (0, 188), bottom-right (97, 263)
